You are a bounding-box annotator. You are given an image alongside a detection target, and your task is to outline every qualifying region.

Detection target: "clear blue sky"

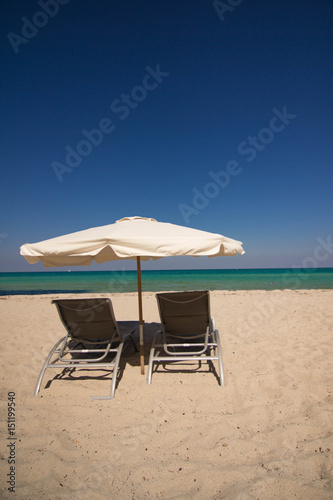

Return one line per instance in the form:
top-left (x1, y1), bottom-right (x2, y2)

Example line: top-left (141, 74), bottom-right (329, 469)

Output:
top-left (1, 0), bottom-right (332, 272)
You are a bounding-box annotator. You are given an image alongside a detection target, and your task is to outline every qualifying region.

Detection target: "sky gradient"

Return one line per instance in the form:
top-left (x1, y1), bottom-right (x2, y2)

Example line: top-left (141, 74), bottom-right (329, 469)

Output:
top-left (1, 0), bottom-right (333, 272)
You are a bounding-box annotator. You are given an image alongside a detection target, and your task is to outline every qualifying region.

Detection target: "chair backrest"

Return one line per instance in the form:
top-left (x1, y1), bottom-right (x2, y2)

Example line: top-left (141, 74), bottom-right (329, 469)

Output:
top-left (156, 291), bottom-right (210, 337)
top-left (52, 298), bottom-right (120, 342)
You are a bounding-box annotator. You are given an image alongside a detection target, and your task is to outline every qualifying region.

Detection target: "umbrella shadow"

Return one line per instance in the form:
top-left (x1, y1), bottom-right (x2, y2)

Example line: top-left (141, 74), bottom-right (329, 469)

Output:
top-left (124, 321), bottom-right (161, 367)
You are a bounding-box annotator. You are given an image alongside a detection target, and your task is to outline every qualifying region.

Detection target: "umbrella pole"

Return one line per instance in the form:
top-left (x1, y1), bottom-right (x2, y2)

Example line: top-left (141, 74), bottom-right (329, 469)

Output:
top-left (137, 256), bottom-right (145, 375)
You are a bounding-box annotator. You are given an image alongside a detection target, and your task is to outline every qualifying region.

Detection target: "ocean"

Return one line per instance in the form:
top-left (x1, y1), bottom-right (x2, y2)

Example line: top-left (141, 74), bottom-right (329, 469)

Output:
top-left (0, 268), bottom-right (333, 295)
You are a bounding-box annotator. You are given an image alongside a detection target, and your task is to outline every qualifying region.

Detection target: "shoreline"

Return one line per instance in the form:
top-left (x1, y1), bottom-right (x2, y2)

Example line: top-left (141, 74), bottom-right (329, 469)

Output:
top-left (1, 288), bottom-right (333, 299)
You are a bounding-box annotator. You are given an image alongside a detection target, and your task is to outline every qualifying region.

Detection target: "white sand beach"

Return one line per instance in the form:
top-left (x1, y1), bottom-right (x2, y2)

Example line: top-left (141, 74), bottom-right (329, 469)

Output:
top-left (1, 290), bottom-right (332, 499)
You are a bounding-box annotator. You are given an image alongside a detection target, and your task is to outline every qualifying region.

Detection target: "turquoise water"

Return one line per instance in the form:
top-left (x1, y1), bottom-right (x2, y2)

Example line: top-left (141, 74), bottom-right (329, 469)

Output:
top-left (0, 269), bottom-right (332, 295)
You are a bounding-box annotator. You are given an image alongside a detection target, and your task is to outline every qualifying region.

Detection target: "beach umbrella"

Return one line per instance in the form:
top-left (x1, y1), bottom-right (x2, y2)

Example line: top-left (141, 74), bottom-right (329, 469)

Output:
top-left (20, 216), bottom-right (245, 374)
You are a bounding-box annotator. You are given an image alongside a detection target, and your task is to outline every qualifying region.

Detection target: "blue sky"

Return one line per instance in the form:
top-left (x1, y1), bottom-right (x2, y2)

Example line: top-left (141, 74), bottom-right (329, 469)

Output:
top-left (1, 0), bottom-right (333, 272)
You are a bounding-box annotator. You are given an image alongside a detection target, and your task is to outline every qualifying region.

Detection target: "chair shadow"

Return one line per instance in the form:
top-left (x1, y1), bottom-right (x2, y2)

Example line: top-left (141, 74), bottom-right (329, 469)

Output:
top-left (150, 359), bottom-right (221, 384)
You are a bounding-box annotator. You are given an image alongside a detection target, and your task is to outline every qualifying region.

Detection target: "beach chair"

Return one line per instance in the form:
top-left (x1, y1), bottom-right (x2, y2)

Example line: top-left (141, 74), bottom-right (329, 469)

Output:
top-left (147, 291), bottom-right (224, 386)
top-left (34, 298), bottom-right (139, 400)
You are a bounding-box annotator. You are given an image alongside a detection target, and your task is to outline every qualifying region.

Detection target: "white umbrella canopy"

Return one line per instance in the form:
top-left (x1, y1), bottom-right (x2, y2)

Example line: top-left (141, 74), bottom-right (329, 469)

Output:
top-left (20, 216), bottom-right (245, 373)
top-left (20, 216), bottom-right (244, 265)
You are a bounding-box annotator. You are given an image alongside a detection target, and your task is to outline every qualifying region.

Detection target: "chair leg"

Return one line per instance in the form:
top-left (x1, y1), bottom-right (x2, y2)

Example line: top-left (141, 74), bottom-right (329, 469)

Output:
top-left (147, 331), bottom-right (160, 384)
top-left (215, 330), bottom-right (224, 386)
top-left (90, 341), bottom-right (124, 400)
top-left (34, 337), bottom-right (66, 396)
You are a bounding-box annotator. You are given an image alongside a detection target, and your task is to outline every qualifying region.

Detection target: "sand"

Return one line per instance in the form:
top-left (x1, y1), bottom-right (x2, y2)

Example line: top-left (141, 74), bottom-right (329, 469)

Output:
top-left (0, 290), bottom-right (332, 499)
